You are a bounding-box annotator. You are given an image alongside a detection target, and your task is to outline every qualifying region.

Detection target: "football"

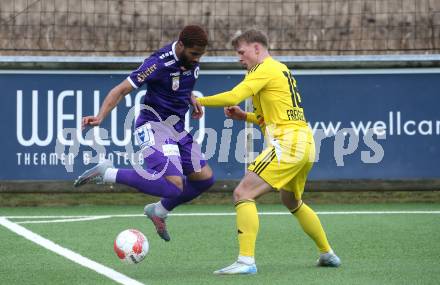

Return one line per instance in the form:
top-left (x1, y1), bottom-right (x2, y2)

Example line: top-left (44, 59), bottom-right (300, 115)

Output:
top-left (113, 229), bottom-right (149, 264)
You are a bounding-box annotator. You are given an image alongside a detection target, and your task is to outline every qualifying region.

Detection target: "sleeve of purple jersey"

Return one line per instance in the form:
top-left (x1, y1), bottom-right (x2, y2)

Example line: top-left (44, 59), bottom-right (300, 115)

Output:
top-left (127, 57), bottom-right (161, 89)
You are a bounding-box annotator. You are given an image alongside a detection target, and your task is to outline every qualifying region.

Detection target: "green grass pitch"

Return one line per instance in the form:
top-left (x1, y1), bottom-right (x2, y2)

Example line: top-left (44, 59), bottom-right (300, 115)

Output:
top-left (1, 203), bottom-right (439, 285)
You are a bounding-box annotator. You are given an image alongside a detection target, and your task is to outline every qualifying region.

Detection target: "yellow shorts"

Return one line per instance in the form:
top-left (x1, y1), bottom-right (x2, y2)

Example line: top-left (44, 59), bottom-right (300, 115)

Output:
top-left (248, 132), bottom-right (315, 200)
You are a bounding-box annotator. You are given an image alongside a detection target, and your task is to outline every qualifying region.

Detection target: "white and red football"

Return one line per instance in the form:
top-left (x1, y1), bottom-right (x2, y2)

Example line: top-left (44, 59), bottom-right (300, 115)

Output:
top-left (113, 229), bottom-right (149, 264)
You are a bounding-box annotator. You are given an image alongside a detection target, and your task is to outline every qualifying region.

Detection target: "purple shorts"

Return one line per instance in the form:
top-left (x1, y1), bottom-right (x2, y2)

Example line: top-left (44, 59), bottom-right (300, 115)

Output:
top-left (134, 121), bottom-right (206, 177)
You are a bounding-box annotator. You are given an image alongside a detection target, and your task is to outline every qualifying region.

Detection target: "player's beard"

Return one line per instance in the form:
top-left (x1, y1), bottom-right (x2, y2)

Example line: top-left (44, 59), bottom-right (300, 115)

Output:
top-left (180, 54), bottom-right (197, 70)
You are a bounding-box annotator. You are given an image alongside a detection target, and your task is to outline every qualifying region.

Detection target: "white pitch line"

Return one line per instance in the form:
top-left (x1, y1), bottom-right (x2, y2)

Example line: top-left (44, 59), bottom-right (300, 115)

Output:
top-left (5, 215), bottom-right (100, 219)
top-left (170, 210), bottom-right (440, 215)
top-left (0, 218), bottom-right (144, 285)
top-left (17, 216), bottom-right (112, 224)
top-left (4, 210), bottom-right (440, 220)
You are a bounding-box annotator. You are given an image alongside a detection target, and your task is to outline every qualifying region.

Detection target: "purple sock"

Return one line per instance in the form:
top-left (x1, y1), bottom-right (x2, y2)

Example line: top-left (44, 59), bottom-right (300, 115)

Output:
top-left (161, 176), bottom-right (215, 210)
top-left (116, 169), bottom-right (182, 198)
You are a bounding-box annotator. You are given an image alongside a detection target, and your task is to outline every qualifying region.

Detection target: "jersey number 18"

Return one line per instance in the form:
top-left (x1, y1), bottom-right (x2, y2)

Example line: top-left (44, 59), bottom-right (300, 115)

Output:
top-left (283, 71), bottom-right (302, 108)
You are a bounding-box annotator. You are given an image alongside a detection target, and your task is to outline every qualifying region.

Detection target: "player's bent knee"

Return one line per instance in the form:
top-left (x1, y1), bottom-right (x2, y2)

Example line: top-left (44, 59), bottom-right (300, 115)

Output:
top-left (280, 189), bottom-right (302, 210)
top-left (165, 176), bottom-right (184, 191)
top-left (188, 175), bottom-right (215, 194)
top-left (201, 164), bottom-right (213, 178)
top-left (233, 187), bottom-right (254, 203)
top-left (285, 199), bottom-right (302, 212)
top-left (203, 175), bottom-right (215, 188)
top-left (187, 165), bottom-right (213, 181)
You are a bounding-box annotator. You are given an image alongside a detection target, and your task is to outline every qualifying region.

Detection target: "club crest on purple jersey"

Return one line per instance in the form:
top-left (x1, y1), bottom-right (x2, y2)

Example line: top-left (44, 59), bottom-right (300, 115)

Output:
top-left (172, 76), bottom-right (180, 91)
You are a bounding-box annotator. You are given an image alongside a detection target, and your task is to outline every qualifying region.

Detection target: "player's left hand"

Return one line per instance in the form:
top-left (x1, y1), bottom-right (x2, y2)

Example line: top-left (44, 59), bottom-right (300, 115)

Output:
top-left (190, 93), bottom-right (204, 119)
top-left (224, 106), bottom-right (246, 121)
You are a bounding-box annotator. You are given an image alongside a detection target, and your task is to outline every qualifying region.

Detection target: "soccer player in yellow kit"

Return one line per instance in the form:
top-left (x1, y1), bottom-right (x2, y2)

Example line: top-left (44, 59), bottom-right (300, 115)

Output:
top-left (197, 29), bottom-right (341, 275)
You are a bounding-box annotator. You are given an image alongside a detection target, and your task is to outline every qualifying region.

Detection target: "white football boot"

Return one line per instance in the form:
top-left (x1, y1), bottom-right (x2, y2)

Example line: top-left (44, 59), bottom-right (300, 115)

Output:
top-left (73, 160), bottom-right (114, 187)
top-left (213, 261), bottom-right (257, 275)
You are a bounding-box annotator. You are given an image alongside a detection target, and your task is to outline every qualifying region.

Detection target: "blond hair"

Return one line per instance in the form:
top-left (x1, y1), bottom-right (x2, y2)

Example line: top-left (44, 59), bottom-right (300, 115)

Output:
top-left (231, 29), bottom-right (268, 49)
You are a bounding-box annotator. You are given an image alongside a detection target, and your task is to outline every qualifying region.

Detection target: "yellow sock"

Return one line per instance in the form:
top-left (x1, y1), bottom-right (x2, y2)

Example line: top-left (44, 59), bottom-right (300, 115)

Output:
top-left (235, 199), bottom-right (259, 257)
top-left (292, 202), bottom-right (331, 253)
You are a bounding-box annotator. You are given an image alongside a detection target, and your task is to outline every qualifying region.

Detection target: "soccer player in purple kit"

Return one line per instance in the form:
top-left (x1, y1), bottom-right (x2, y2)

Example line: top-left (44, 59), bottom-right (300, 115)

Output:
top-left (74, 25), bottom-right (214, 242)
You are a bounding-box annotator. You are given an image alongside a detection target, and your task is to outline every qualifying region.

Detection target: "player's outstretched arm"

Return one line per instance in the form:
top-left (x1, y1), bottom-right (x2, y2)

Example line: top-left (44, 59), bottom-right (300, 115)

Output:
top-left (82, 79), bottom-right (134, 129)
top-left (197, 84), bottom-right (253, 107)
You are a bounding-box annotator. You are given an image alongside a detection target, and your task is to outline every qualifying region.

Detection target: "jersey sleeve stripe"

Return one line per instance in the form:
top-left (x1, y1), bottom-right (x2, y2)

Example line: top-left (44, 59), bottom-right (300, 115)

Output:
top-left (126, 76), bottom-right (139, 89)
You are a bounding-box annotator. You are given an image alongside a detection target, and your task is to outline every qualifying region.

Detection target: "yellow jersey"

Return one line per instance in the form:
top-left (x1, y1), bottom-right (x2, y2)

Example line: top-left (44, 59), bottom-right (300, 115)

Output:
top-left (198, 56), bottom-right (309, 140)
top-left (243, 57), bottom-right (307, 135)
top-left (198, 56), bottom-right (315, 193)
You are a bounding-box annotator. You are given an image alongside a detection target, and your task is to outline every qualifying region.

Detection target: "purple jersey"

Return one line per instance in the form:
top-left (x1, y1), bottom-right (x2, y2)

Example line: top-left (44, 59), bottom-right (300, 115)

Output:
top-left (127, 42), bottom-right (200, 130)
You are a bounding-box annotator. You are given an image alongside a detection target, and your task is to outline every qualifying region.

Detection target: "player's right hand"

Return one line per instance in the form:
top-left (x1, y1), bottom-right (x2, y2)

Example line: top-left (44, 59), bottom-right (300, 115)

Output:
top-left (224, 106), bottom-right (246, 121)
top-left (82, 116), bottom-right (102, 130)
top-left (191, 93), bottom-right (204, 120)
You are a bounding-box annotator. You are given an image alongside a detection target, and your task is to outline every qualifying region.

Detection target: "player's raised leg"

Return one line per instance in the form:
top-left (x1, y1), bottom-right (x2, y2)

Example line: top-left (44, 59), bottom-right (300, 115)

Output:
top-left (74, 159), bottom-right (184, 199)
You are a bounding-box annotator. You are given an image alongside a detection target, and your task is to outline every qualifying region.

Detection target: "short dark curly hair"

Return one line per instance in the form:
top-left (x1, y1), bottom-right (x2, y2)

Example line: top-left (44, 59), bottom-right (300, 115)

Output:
top-left (179, 25), bottom-right (208, 48)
